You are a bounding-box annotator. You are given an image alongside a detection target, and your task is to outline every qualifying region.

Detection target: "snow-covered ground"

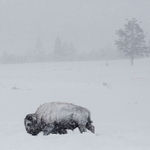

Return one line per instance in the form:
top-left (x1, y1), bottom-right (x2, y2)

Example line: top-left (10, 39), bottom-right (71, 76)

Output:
top-left (0, 59), bottom-right (150, 150)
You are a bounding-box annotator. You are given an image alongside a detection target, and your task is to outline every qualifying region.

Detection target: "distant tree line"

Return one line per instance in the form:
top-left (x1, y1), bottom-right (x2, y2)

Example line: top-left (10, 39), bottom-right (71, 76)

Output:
top-left (52, 36), bottom-right (77, 61)
top-left (0, 37), bottom-right (122, 64)
top-left (1, 18), bottom-right (150, 64)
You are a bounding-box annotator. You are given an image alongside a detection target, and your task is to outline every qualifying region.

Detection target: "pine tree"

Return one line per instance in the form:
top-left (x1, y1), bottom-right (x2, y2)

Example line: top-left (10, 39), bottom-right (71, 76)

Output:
top-left (54, 36), bottom-right (62, 60)
top-left (34, 38), bottom-right (45, 62)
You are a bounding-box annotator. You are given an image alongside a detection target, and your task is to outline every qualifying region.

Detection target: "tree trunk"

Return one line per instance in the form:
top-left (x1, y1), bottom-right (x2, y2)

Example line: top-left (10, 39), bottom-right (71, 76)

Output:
top-left (131, 55), bottom-right (134, 65)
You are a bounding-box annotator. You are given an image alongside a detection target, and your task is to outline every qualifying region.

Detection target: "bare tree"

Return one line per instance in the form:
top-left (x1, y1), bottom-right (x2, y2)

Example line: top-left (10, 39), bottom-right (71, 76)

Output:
top-left (115, 18), bottom-right (148, 65)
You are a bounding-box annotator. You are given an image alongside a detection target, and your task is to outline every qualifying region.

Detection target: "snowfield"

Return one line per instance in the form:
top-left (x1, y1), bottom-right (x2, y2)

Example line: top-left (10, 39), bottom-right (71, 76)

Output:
top-left (0, 59), bottom-right (150, 150)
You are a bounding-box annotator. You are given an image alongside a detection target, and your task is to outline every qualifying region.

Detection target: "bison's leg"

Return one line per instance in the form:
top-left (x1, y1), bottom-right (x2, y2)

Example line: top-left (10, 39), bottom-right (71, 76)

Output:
top-left (78, 124), bottom-right (87, 133)
top-left (53, 123), bottom-right (68, 134)
top-left (43, 124), bottom-right (54, 135)
top-left (86, 122), bottom-right (95, 133)
top-left (58, 129), bottom-right (67, 134)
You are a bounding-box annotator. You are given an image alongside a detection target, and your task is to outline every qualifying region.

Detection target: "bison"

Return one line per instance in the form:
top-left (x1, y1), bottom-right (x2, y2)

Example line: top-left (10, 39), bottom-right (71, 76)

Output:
top-left (24, 102), bottom-right (95, 136)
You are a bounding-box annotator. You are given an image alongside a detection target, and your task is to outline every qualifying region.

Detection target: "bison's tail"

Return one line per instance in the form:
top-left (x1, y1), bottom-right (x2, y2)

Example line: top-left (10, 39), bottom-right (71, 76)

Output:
top-left (86, 112), bottom-right (95, 133)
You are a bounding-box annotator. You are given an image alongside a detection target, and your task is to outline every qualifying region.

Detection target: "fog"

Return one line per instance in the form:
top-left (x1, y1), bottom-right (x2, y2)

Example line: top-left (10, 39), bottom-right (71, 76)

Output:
top-left (0, 0), bottom-right (150, 62)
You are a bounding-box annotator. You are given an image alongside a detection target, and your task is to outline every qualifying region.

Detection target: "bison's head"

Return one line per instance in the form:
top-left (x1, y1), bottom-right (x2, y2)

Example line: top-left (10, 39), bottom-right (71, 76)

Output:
top-left (24, 114), bottom-right (41, 136)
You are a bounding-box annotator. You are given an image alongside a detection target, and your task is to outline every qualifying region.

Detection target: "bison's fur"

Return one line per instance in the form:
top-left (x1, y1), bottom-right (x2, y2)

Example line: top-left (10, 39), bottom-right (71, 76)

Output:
top-left (24, 102), bottom-right (95, 135)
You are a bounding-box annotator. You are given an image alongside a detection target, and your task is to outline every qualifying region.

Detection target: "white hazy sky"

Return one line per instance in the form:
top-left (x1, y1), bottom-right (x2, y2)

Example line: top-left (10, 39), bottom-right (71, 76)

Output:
top-left (0, 0), bottom-right (150, 55)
